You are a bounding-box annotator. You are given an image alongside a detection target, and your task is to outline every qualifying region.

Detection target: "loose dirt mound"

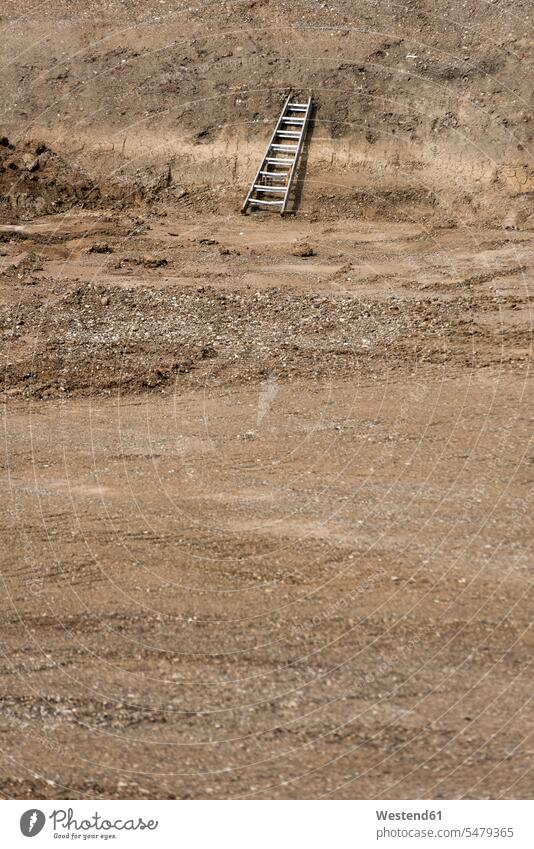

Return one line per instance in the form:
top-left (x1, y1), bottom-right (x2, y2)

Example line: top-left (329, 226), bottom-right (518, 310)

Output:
top-left (0, 136), bottom-right (168, 223)
top-left (0, 137), bottom-right (103, 221)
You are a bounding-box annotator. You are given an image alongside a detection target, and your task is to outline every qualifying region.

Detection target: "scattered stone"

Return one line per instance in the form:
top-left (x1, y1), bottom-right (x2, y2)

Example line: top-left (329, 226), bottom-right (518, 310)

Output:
top-left (22, 154), bottom-right (39, 173)
top-left (291, 241), bottom-right (315, 257)
top-left (173, 357), bottom-right (193, 373)
top-left (139, 255), bottom-right (168, 268)
top-left (86, 242), bottom-right (113, 254)
top-left (119, 254), bottom-right (168, 268)
top-left (200, 345), bottom-right (217, 359)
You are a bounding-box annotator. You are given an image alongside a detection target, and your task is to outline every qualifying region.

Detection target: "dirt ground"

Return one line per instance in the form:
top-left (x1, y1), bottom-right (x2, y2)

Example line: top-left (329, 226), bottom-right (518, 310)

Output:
top-left (0, 0), bottom-right (533, 802)
top-left (1, 207), bottom-right (532, 799)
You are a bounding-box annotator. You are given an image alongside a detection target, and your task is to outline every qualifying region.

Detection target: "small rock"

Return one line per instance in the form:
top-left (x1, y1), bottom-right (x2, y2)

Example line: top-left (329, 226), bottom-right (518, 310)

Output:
top-left (291, 241), bottom-right (314, 257)
top-left (140, 254), bottom-right (168, 268)
top-left (37, 151), bottom-right (50, 168)
top-left (200, 345), bottom-right (217, 359)
top-left (173, 358), bottom-right (193, 374)
top-left (22, 154), bottom-right (39, 172)
top-left (87, 242), bottom-right (113, 254)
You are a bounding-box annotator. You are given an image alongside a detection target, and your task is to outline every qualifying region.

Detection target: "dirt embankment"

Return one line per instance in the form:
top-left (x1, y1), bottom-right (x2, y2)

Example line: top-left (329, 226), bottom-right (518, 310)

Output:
top-left (1, 0), bottom-right (532, 225)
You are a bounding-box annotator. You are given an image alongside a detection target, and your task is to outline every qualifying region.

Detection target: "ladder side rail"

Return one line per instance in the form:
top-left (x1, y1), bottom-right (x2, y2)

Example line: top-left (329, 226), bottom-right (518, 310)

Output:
top-left (241, 94), bottom-right (291, 213)
top-left (280, 98), bottom-right (312, 215)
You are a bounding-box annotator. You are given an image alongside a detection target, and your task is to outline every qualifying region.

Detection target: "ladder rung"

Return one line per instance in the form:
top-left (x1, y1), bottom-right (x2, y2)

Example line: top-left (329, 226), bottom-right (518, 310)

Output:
top-left (265, 158), bottom-right (293, 164)
top-left (259, 171), bottom-right (288, 179)
top-left (249, 199), bottom-right (284, 205)
top-left (277, 131), bottom-right (301, 138)
top-left (289, 102), bottom-right (308, 108)
top-left (253, 185), bottom-right (287, 193)
top-left (271, 144), bottom-right (298, 151)
top-left (281, 117), bottom-right (305, 123)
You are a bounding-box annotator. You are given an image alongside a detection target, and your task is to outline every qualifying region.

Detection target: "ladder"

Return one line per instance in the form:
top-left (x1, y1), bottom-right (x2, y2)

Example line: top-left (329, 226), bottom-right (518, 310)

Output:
top-left (241, 94), bottom-right (312, 215)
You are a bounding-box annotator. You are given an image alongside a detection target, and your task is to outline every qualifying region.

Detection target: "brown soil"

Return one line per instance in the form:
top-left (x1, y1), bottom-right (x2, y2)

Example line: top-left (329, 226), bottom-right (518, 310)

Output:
top-left (1, 210), bottom-right (533, 800)
top-left (0, 0), bottom-right (533, 802)
top-left (1, 0), bottom-right (533, 225)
